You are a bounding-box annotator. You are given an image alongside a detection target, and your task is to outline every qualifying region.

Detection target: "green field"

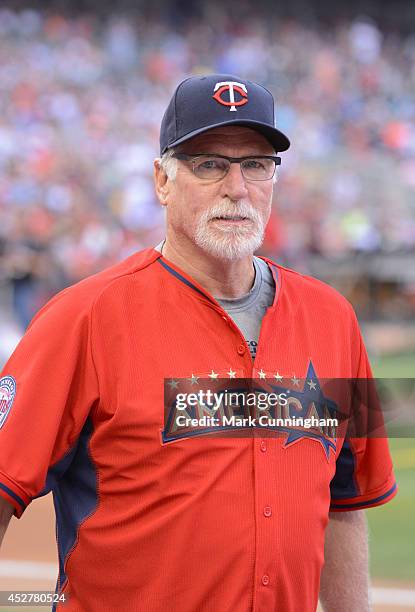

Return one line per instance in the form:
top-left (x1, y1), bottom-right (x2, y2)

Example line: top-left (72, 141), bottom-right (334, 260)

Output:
top-left (368, 437), bottom-right (415, 581)
top-left (371, 350), bottom-right (415, 378)
top-left (368, 351), bottom-right (415, 582)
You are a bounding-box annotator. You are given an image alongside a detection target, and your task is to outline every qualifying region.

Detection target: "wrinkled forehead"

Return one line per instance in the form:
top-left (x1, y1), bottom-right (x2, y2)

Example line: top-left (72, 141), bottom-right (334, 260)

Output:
top-left (177, 126), bottom-right (276, 154)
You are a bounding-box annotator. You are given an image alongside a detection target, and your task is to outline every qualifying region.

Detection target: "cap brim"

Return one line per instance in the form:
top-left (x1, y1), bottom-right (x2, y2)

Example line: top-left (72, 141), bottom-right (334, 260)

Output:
top-left (164, 119), bottom-right (290, 153)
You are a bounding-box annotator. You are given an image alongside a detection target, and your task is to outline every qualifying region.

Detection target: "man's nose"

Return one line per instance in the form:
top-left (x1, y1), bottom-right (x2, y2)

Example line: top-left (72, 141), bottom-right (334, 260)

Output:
top-left (219, 162), bottom-right (249, 201)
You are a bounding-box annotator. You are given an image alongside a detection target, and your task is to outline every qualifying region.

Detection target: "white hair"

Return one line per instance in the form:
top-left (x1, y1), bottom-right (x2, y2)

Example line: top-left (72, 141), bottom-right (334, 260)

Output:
top-left (273, 165), bottom-right (280, 184)
top-left (158, 149), bottom-right (178, 180)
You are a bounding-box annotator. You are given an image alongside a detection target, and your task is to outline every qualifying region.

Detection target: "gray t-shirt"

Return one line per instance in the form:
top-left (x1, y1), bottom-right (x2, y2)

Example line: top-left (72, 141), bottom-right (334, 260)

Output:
top-left (217, 257), bottom-right (275, 359)
top-left (154, 241), bottom-right (276, 359)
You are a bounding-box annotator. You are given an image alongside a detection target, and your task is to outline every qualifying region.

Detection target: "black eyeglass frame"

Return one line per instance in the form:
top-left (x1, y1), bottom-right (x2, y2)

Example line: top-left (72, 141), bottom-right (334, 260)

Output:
top-left (171, 152), bottom-right (282, 181)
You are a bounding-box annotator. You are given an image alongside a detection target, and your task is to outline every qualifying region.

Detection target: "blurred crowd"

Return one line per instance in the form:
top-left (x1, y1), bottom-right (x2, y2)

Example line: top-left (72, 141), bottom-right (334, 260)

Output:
top-left (0, 7), bottom-right (414, 329)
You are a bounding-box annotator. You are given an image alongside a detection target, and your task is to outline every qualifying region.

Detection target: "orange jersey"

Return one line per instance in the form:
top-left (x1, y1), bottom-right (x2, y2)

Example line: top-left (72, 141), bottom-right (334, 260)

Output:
top-left (0, 248), bottom-right (396, 611)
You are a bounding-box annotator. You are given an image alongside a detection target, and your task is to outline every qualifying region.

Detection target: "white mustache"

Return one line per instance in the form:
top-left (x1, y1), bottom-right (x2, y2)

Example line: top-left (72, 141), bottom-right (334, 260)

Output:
top-left (204, 200), bottom-right (259, 222)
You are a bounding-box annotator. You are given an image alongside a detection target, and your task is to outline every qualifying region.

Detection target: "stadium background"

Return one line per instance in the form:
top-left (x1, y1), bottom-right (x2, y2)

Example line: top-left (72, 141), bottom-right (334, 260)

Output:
top-left (0, 0), bottom-right (414, 609)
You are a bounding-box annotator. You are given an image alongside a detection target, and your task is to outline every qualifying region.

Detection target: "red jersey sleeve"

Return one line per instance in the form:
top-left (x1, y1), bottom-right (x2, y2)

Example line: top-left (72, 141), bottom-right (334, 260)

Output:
top-left (0, 288), bottom-right (99, 517)
top-left (330, 313), bottom-right (397, 511)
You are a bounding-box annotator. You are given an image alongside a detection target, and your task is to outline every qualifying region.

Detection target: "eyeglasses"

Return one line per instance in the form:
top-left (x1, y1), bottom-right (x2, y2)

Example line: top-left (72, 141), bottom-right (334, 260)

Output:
top-left (172, 153), bottom-right (281, 182)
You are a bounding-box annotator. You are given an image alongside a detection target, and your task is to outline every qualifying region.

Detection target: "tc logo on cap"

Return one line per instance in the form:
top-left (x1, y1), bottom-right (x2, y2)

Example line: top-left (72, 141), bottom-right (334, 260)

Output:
top-left (212, 81), bottom-right (248, 112)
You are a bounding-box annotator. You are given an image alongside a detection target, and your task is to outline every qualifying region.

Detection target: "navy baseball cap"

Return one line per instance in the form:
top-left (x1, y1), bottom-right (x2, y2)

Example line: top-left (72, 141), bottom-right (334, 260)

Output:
top-left (159, 74), bottom-right (290, 155)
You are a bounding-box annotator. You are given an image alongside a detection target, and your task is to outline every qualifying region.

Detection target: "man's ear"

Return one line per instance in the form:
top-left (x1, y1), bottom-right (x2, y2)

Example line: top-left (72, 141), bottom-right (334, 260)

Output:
top-left (154, 159), bottom-right (169, 206)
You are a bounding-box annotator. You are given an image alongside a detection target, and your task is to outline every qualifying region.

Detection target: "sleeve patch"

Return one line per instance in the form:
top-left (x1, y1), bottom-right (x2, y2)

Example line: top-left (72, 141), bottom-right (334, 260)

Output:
top-left (0, 375), bottom-right (16, 430)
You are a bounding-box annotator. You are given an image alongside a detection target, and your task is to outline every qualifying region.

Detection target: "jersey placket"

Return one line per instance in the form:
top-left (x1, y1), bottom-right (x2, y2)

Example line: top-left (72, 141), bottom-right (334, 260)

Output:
top-left (158, 254), bottom-right (281, 610)
top-left (204, 302), bottom-right (280, 610)
top-left (248, 261), bottom-right (281, 610)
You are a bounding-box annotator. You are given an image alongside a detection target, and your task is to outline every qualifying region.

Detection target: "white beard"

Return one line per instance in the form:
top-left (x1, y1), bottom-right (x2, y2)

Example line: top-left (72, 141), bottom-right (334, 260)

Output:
top-left (193, 199), bottom-right (266, 260)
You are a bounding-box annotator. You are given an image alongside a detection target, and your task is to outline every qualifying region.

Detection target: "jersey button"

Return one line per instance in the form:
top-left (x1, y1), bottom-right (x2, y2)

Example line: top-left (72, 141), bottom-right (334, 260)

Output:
top-left (260, 440), bottom-right (267, 452)
top-left (261, 574), bottom-right (270, 586)
top-left (237, 344), bottom-right (246, 355)
top-left (263, 506), bottom-right (272, 517)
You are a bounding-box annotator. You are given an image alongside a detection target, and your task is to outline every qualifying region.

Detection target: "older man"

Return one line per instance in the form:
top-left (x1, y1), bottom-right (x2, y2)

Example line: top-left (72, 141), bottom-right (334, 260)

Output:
top-left (0, 74), bottom-right (396, 612)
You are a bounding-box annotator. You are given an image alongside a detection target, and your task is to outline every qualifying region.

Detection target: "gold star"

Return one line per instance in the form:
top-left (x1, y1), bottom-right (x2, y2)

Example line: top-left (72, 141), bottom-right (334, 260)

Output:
top-left (274, 372), bottom-right (283, 381)
top-left (258, 369), bottom-right (266, 379)
top-left (227, 369), bottom-right (236, 378)
top-left (291, 375), bottom-right (300, 386)
top-left (208, 370), bottom-right (219, 379)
